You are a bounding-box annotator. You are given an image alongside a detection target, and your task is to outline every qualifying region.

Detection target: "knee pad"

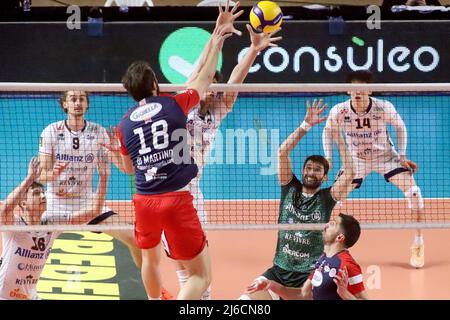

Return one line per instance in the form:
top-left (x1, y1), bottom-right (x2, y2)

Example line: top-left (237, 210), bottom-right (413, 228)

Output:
top-left (405, 186), bottom-right (424, 210)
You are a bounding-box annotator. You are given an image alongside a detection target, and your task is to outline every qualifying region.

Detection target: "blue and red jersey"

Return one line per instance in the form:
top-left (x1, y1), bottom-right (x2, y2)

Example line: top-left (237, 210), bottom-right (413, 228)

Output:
top-left (309, 250), bottom-right (365, 300)
top-left (118, 89), bottom-right (199, 195)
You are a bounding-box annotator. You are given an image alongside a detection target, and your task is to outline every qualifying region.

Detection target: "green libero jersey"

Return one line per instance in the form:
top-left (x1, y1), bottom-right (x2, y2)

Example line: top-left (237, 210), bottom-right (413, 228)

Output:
top-left (274, 175), bottom-right (336, 273)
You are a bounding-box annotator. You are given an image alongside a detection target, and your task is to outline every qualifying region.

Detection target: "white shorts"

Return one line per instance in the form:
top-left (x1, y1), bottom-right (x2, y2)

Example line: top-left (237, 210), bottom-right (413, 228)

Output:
top-left (338, 150), bottom-right (410, 189)
top-left (43, 193), bottom-right (114, 225)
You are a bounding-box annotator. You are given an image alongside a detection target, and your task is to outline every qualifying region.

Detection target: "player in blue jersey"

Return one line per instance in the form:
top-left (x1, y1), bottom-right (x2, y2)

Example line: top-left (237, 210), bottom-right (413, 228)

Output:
top-left (117, 25), bottom-right (234, 300)
top-left (246, 213), bottom-right (369, 300)
top-left (171, 3), bottom-right (280, 300)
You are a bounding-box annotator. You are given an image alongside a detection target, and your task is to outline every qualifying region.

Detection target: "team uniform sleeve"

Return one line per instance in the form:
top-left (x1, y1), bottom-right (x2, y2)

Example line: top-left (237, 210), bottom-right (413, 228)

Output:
top-left (344, 260), bottom-right (365, 296)
top-left (383, 101), bottom-right (407, 156)
top-left (322, 106), bottom-right (340, 160)
top-left (320, 187), bottom-right (337, 212)
top-left (39, 124), bottom-right (54, 155)
top-left (174, 89), bottom-right (201, 116)
top-left (117, 122), bottom-right (129, 156)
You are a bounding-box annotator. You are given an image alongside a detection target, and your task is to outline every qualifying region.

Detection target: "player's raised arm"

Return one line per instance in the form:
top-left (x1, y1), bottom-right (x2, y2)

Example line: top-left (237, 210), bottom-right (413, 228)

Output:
top-left (224, 25), bottom-right (282, 111)
top-left (186, 0), bottom-right (243, 84)
top-left (37, 152), bottom-right (53, 183)
top-left (1, 157), bottom-right (41, 225)
top-left (330, 129), bottom-right (355, 202)
top-left (70, 154), bottom-right (110, 225)
top-left (100, 126), bottom-right (127, 173)
top-left (38, 127), bottom-right (69, 184)
top-left (186, 26), bottom-right (232, 98)
top-left (322, 106), bottom-right (340, 170)
top-left (278, 99), bottom-right (327, 185)
top-left (38, 157), bottom-right (69, 184)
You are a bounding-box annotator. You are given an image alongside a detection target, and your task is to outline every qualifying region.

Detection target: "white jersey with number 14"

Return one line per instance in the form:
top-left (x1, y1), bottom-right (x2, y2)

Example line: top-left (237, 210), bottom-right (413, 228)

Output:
top-left (324, 97), bottom-right (407, 161)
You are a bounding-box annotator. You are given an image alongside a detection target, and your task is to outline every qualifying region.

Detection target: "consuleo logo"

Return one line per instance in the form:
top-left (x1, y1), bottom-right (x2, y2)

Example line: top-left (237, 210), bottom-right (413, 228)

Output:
top-left (238, 36), bottom-right (440, 75)
top-left (158, 27), bottom-right (223, 84)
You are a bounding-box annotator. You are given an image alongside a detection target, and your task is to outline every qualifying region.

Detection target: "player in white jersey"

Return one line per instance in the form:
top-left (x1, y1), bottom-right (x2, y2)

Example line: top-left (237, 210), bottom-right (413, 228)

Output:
top-left (322, 70), bottom-right (425, 268)
top-left (0, 156), bottom-right (109, 300)
top-left (38, 90), bottom-right (142, 268)
top-left (169, 11), bottom-right (282, 299)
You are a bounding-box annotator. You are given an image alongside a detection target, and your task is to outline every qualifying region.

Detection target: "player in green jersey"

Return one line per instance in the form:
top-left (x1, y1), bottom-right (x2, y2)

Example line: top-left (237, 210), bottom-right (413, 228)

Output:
top-left (239, 99), bottom-right (356, 300)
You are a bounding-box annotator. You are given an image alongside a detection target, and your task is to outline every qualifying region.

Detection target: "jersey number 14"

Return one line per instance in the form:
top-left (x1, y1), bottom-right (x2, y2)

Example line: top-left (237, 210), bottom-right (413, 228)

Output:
top-left (355, 118), bottom-right (371, 129)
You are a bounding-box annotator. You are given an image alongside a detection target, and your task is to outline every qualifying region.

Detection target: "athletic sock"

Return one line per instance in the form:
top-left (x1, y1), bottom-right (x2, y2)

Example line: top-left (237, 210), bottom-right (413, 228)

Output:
top-left (176, 269), bottom-right (189, 289)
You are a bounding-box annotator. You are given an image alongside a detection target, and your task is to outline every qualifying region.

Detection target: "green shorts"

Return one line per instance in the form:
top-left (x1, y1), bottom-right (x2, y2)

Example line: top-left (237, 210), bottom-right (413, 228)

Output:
top-left (262, 264), bottom-right (311, 288)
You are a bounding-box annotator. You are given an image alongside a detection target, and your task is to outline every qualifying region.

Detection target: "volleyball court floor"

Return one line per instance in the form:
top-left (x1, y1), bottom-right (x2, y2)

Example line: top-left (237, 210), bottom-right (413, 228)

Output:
top-left (1, 199), bottom-right (449, 299)
top-left (158, 198), bottom-right (450, 300)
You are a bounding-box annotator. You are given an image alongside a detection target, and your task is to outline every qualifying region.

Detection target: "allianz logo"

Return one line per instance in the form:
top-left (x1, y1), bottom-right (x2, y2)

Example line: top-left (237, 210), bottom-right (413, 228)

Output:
top-left (238, 39), bottom-right (439, 74)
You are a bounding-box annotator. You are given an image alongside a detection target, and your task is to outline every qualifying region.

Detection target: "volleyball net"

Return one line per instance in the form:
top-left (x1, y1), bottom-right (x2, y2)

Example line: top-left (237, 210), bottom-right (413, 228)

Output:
top-left (0, 83), bottom-right (449, 232)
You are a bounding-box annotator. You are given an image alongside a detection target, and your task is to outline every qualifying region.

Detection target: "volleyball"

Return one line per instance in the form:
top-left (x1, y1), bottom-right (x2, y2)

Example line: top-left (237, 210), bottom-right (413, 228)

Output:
top-left (249, 1), bottom-right (283, 34)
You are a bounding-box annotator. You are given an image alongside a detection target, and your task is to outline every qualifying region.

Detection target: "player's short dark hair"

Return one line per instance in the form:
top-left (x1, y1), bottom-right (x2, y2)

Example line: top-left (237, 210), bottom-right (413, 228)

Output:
top-left (346, 70), bottom-right (374, 83)
top-left (338, 213), bottom-right (361, 248)
top-left (122, 61), bottom-right (159, 101)
top-left (59, 91), bottom-right (90, 113)
top-left (19, 182), bottom-right (45, 209)
top-left (303, 155), bottom-right (330, 175)
top-left (26, 182), bottom-right (45, 194)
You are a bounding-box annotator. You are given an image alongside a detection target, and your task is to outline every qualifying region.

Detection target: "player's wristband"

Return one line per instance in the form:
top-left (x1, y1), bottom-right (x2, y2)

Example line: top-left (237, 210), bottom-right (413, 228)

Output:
top-left (300, 121), bottom-right (312, 132)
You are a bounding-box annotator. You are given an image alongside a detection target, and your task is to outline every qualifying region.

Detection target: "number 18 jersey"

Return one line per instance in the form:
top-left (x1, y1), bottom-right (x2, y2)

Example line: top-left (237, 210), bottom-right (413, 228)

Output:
top-left (118, 90), bottom-right (199, 195)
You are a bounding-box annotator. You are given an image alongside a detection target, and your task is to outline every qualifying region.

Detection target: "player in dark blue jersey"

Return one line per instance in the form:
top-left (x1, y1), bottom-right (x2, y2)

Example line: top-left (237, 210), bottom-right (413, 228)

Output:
top-left (240, 100), bottom-right (356, 301)
top-left (117, 23), bottom-right (234, 300)
top-left (246, 213), bottom-right (369, 300)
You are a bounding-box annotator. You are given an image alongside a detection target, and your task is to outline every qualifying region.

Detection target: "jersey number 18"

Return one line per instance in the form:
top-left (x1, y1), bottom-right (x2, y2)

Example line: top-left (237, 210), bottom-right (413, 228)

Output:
top-left (133, 120), bottom-right (169, 155)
